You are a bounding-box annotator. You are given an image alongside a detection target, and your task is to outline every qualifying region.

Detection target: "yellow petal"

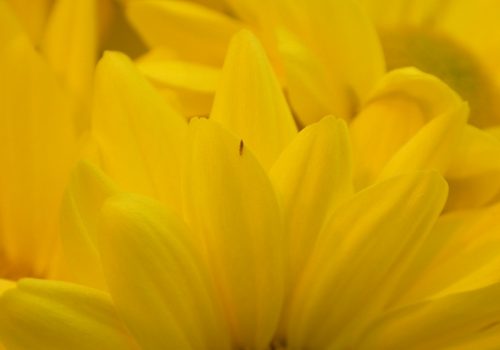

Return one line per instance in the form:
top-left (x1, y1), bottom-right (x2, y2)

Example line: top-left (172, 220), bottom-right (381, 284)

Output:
top-left (184, 118), bottom-right (285, 349)
top-left (137, 51), bottom-right (220, 93)
top-left (438, 0), bottom-right (500, 69)
top-left (276, 30), bottom-right (351, 125)
top-left (0, 279), bottom-right (136, 350)
top-left (287, 171), bottom-right (447, 349)
top-left (252, 0), bottom-right (385, 117)
top-left (378, 103), bottom-right (468, 181)
top-left (126, 0), bottom-right (242, 65)
top-left (189, 0), bottom-right (230, 12)
top-left (41, 0), bottom-right (98, 98)
top-left (98, 193), bottom-right (230, 350)
top-left (0, 280), bottom-right (14, 296)
top-left (270, 116), bottom-right (353, 285)
top-left (442, 328), bottom-right (500, 350)
top-left (448, 125), bottom-right (500, 178)
top-left (0, 0), bottom-right (26, 46)
top-left (299, 0), bottom-right (386, 101)
top-left (211, 30), bottom-right (297, 169)
top-left (447, 175), bottom-right (500, 211)
top-left (487, 126), bottom-right (500, 141)
top-left (350, 68), bottom-right (463, 187)
top-left (0, 36), bottom-right (77, 279)
top-left (359, 282), bottom-right (500, 349)
top-left (437, 0), bottom-right (500, 126)
top-left (6, 0), bottom-right (53, 44)
top-left (363, 67), bottom-right (463, 112)
top-left (396, 204), bottom-right (500, 306)
top-left (363, 0), bottom-right (500, 127)
top-left (136, 51), bottom-right (220, 117)
top-left (158, 86), bottom-right (214, 118)
top-left (446, 125), bottom-right (500, 210)
top-left (359, 0), bottom-right (449, 28)
top-left (60, 162), bottom-right (117, 290)
top-left (92, 51), bottom-right (187, 213)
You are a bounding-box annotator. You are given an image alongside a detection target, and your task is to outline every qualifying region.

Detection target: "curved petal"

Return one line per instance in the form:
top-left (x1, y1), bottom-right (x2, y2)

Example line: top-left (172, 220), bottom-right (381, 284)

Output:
top-left (287, 171), bottom-right (447, 349)
top-left (0, 280), bottom-right (14, 296)
top-left (137, 50), bottom-right (220, 93)
top-left (276, 30), bottom-right (350, 125)
top-left (126, 0), bottom-right (242, 65)
top-left (92, 51), bottom-right (187, 213)
top-left (0, 35), bottom-right (77, 279)
top-left (41, 0), bottom-right (98, 98)
top-left (446, 125), bottom-right (500, 210)
top-left (398, 203), bottom-right (500, 304)
top-left (60, 162), bottom-right (117, 289)
top-left (359, 282), bottom-right (500, 349)
top-left (98, 193), bottom-right (230, 350)
top-left (261, 0), bottom-right (385, 119)
top-left (438, 0), bottom-right (500, 126)
top-left (270, 116), bottom-right (353, 285)
top-left (362, 0), bottom-right (500, 126)
top-left (183, 118), bottom-right (285, 349)
top-left (0, 279), bottom-right (136, 350)
top-left (350, 68), bottom-right (463, 187)
top-left (0, 0), bottom-right (32, 45)
top-left (4, 0), bottom-right (52, 44)
top-left (211, 30), bottom-right (297, 169)
top-left (378, 102), bottom-right (468, 181)
top-left (136, 49), bottom-right (220, 117)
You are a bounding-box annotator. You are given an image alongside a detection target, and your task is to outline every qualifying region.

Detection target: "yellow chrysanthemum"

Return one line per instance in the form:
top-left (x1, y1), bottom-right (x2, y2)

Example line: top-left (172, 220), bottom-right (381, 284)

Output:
top-left (360, 0), bottom-right (500, 127)
top-left (1, 1), bottom-right (500, 350)
top-left (2, 26), bottom-right (500, 349)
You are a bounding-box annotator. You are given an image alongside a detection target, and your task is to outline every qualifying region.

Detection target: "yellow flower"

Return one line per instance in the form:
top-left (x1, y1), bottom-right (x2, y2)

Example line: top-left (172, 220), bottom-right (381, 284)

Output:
top-left (2, 1), bottom-right (500, 350)
top-left (2, 26), bottom-right (500, 349)
top-left (360, 0), bottom-right (500, 127)
top-left (0, 95), bottom-right (498, 350)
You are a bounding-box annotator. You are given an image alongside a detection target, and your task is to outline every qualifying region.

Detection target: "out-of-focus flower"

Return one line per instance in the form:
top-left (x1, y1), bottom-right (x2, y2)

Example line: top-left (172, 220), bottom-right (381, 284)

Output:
top-left (359, 0), bottom-right (500, 127)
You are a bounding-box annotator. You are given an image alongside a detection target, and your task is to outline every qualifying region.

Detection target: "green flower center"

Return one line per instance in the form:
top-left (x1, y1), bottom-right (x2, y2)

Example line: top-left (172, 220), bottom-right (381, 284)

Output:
top-left (381, 28), bottom-right (500, 127)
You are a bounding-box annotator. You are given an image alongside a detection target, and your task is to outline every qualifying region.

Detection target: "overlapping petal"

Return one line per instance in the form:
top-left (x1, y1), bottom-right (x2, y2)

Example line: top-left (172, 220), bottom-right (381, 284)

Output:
top-left (0, 33), bottom-right (78, 279)
top-left (270, 116), bottom-right (353, 285)
top-left (98, 193), bottom-right (230, 350)
top-left (0, 279), bottom-right (136, 350)
top-left (286, 171), bottom-right (447, 349)
top-left (184, 118), bottom-right (285, 349)
top-left (92, 50), bottom-right (187, 213)
top-left (211, 29), bottom-right (297, 169)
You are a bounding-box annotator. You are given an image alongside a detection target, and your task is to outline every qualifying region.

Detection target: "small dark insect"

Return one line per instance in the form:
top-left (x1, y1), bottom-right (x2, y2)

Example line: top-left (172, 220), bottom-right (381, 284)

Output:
top-left (239, 140), bottom-right (244, 155)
